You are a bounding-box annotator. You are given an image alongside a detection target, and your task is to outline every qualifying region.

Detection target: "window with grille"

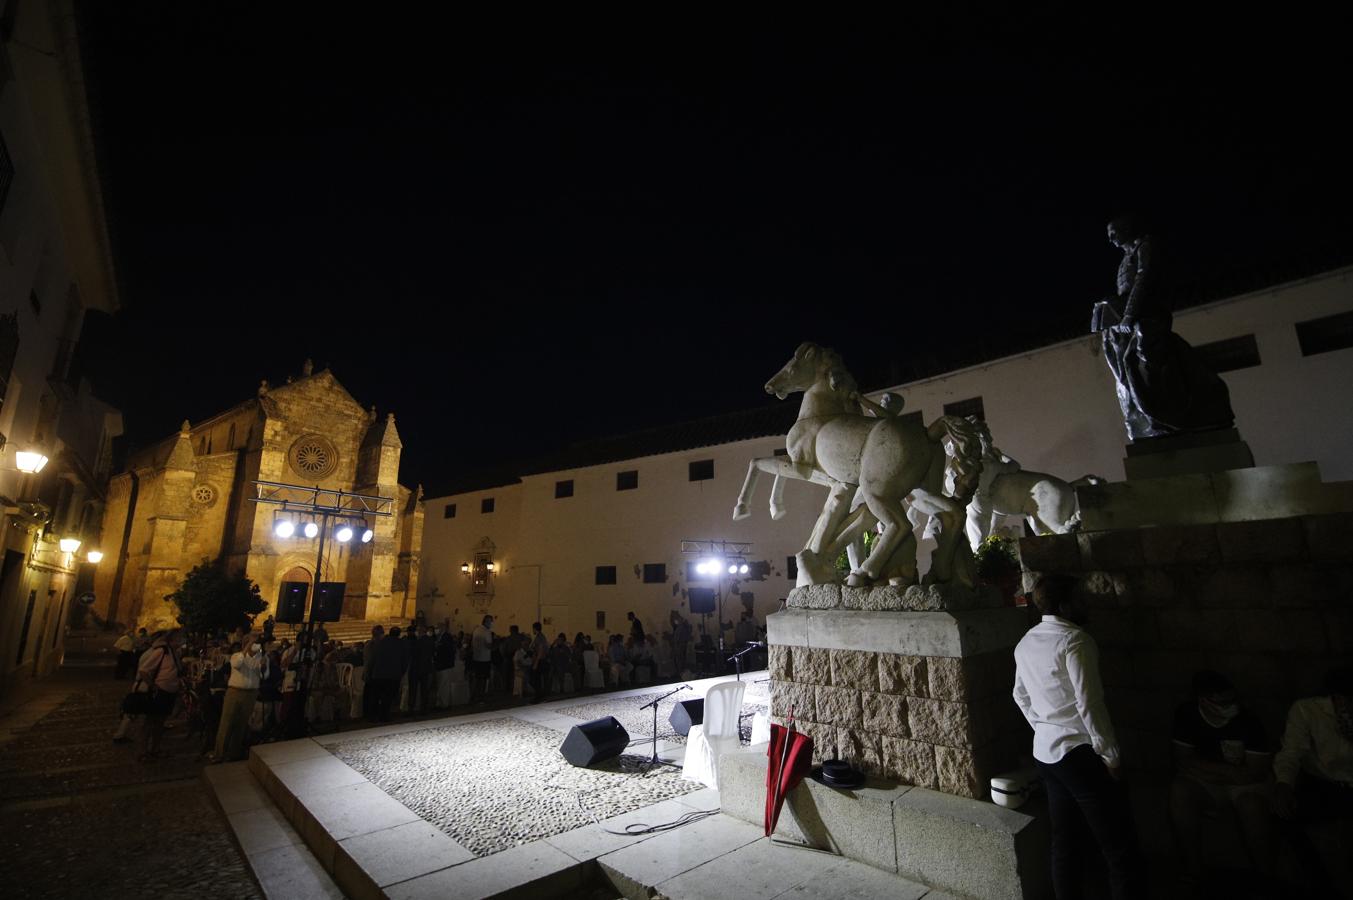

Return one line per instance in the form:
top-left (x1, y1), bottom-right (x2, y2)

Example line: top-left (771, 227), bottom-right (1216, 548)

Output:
top-left (1296, 310), bottom-right (1353, 357)
top-left (444, 503), bottom-right (456, 519)
top-left (596, 566), bottom-right (617, 585)
top-left (555, 480), bottom-right (573, 498)
top-left (643, 563), bottom-right (666, 583)
top-left (0, 311), bottom-right (17, 414)
top-left (689, 460), bottom-right (714, 481)
top-left (616, 470), bottom-right (638, 491)
top-left (481, 498), bottom-right (494, 514)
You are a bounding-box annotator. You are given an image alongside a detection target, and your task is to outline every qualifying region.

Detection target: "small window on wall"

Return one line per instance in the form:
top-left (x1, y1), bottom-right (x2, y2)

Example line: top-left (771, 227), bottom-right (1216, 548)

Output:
top-left (617, 470), bottom-right (638, 491)
top-left (481, 498), bottom-right (495, 514)
top-left (444, 504), bottom-right (457, 519)
top-left (943, 396), bottom-right (984, 421)
top-left (1295, 310), bottom-right (1353, 357)
top-left (555, 480), bottom-right (574, 498)
top-left (1195, 334), bottom-right (1261, 373)
top-left (643, 563), bottom-right (666, 583)
top-left (773, 448), bottom-right (788, 457)
top-left (689, 460), bottom-right (714, 481)
top-left (596, 566), bottom-right (617, 585)
top-left (596, 611), bottom-right (606, 629)
top-left (787, 556), bottom-right (798, 581)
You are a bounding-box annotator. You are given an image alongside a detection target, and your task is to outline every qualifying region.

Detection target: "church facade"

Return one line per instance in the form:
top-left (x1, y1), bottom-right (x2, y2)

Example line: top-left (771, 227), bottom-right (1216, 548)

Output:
top-left (93, 365), bottom-right (423, 630)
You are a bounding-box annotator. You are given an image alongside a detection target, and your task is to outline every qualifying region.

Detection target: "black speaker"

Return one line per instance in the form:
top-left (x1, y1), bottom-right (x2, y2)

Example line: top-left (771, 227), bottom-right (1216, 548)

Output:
top-left (314, 582), bottom-right (345, 622)
top-left (276, 581), bottom-right (309, 624)
top-left (559, 716), bottom-right (630, 767)
top-left (669, 698), bottom-right (704, 737)
top-left (688, 587), bottom-right (716, 614)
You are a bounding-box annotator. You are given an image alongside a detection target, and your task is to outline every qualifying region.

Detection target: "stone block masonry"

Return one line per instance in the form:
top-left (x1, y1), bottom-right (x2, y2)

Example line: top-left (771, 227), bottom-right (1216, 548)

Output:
top-left (1020, 510), bottom-right (1353, 774)
top-left (768, 602), bottom-right (1029, 801)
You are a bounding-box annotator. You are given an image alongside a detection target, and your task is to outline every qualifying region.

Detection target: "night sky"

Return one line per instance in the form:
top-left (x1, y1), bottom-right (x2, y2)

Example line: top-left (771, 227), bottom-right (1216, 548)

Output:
top-left (72, 8), bottom-right (1353, 494)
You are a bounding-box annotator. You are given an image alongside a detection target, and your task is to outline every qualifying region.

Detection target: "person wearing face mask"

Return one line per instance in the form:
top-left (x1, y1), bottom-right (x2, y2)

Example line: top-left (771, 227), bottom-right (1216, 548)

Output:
top-left (213, 633), bottom-right (270, 762)
top-left (1168, 670), bottom-right (1270, 886)
top-left (1013, 574), bottom-right (1144, 900)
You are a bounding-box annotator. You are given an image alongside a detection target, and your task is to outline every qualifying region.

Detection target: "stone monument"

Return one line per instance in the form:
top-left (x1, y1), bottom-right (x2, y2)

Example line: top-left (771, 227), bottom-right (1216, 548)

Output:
top-left (723, 344), bottom-right (1048, 900)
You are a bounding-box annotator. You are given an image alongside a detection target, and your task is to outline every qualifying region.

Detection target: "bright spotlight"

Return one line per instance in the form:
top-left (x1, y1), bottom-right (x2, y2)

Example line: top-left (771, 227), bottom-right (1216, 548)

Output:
top-left (87, 550), bottom-right (104, 564)
top-left (361, 528), bottom-right (374, 543)
top-left (727, 563), bottom-right (738, 574)
top-left (335, 526), bottom-right (354, 543)
top-left (274, 520), bottom-right (295, 538)
top-left (59, 537), bottom-right (82, 554)
top-left (739, 564), bottom-right (749, 575)
top-left (303, 522), bottom-right (319, 539)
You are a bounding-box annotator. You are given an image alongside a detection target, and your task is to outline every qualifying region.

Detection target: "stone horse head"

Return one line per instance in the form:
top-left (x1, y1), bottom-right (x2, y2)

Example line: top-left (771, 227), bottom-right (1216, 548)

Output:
top-left (764, 342), bottom-right (857, 401)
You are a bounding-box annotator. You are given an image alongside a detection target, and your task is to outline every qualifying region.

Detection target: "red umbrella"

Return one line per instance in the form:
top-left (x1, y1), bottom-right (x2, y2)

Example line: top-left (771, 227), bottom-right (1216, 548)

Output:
top-left (764, 709), bottom-right (814, 837)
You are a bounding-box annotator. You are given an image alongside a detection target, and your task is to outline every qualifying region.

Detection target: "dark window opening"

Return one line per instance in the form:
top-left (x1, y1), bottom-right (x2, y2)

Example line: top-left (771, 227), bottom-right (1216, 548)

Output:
top-left (481, 498), bottom-right (494, 514)
top-left (595, 566), bottom-right (617, 585)
top-left (616, 470), bottom-right (638, 491)
top-left (1195, 334), bottom-right (1262, 373)
top-left (0, 311), bottom-right (17, 411)
top-left (688, 460), bottom-right (714, 481)
top-left (444, 503), bottom-right (456, 519)
top-left (28, 289), bottom-right (39, 317)
top-left (0, 131), bottom-right (14, 216)
top-left (942, 396), bottom-right (985, 421)
top-left (773, 448), bottom-right (788, 457)
top-left (744, 560), bottom-right (772, 581)
top-left (555, 480), bottom-right (574, 499)
top-left (643, 563), bottom-right (667, 583)
top-left (787, 556), bottom-right (798, 581)
top-left (596, 611), bottom-right (605, 629)
top-left (1296, 310), bottom-right (1353, 357)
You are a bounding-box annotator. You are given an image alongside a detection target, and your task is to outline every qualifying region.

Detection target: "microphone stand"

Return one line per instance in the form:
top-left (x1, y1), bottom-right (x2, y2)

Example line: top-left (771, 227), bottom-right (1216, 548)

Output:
top-left (726, 642), bottom-right (764, 682)
top-left (638, 683), bottom-right (689, 768)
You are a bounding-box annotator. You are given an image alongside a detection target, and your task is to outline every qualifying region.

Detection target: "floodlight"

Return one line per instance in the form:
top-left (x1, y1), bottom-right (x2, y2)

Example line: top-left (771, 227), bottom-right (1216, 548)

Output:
top-left (727, 563), bottom-right (738, 574)
top-left (739, 564), bottom-right (749, 575)
top-left (335, 526), bottom-right (354, 543)
top-left (274, 520), bottom-right (295, 538)
top-left (361, 528), bottom-right (374, 543)
top-left (303, 522), bottom-right (319, 539)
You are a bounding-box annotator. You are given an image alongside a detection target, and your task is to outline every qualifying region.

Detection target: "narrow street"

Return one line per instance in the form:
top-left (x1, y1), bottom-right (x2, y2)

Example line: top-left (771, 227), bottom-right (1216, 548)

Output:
top-left (0, 664), bottom-right (262, 900)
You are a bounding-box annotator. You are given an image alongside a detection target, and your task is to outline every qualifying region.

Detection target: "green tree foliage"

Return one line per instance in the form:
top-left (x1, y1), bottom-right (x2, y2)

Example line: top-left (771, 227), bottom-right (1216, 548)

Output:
top-left (166, 561), bottom-right (267, 636)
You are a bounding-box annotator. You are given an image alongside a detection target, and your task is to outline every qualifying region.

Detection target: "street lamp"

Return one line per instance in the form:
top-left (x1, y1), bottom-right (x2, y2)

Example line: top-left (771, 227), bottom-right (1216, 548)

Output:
top-left (59, 537), bottom-right (81, 554)
top-left (15, 450), bottom-right (48, 475)
top-left (86, 550), bottom-right (104, 564)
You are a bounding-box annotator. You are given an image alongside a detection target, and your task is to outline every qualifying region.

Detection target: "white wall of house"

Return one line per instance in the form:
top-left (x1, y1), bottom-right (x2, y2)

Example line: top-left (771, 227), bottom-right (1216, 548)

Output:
top-left (419, 267), bottom-right (1353, 641)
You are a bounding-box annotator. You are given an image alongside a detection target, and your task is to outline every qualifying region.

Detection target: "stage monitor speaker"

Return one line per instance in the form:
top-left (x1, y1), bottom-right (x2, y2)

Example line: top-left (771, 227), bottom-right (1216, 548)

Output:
top-left (559, 716), bottom-right (630, 768)
top-left (688, 587), bottom-right (716, 614)
top-left (276, 582), bottom-right (309, 624)
top-left (669, 698), bottom-right (704, 737)
top-left (314, 582), bottom-right (345, 622)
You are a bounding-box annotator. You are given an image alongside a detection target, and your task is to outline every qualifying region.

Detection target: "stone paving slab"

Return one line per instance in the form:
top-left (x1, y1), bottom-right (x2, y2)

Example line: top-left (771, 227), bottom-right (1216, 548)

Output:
top-left (597, 811), bottom-right (763, 894)
top-left (656, 835), bottom-right (859, 900)
top-left (545, 797), bottom-right (698, 862)
top-left (337, 818), bottom-right (475, 889)
top-left (384, 838), bottom-right (582, 900)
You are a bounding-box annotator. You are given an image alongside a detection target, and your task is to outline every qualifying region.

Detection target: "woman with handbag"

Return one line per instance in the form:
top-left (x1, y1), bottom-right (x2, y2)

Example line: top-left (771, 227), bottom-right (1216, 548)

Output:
top-left (137, 630), bottom-right (184, 762)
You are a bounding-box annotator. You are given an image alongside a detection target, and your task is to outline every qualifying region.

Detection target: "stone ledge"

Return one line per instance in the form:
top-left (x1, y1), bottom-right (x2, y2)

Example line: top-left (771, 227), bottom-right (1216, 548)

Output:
top-left (788, 582), bottom-right (1003, 612)
top-left (718, 753), bottom-right (1049, 900)
top-left (767, 608), bottom-right (1028, 658)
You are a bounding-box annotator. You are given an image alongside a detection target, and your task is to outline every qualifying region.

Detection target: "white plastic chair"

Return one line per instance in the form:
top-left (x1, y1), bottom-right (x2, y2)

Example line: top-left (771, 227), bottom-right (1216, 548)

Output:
top-left (750, 710), bottom-right (771, 746)
top-left (682, 680), bottom-right (747, 789)
top-left (582, 651), bottom-right (604, 689)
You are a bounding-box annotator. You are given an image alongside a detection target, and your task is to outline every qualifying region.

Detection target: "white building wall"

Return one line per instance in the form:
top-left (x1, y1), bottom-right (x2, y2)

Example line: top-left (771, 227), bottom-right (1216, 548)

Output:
top-left (420, 267), bottom-right (1353, 641)
top-left (420, 438), bottom-right (824, 644)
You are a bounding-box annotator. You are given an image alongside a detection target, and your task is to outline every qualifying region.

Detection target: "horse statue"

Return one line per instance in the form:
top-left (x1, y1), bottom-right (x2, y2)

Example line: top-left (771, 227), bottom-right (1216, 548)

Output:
top-left (734, 342), bottom-right (984, 587)
top-left (964, 419), bottom-right (1104, 547)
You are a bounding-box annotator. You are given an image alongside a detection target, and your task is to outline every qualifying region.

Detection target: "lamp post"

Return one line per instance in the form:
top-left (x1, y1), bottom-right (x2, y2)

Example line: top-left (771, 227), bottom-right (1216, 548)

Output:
top-left (253, 481), bottom-right (393, 737)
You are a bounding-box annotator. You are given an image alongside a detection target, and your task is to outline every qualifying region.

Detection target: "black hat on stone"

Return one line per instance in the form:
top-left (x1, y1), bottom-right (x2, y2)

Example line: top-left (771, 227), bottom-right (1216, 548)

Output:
top-left (809, 759), bottom-right (865, 790)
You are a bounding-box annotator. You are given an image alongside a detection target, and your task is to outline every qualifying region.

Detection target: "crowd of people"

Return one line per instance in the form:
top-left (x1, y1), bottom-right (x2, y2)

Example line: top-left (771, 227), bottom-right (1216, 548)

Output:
top-left (107, 608), bottom-right (767, 764)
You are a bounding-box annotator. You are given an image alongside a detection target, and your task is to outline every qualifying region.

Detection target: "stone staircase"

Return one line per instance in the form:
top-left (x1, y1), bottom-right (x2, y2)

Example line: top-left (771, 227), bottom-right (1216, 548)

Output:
top-left (272, 618), bottom-right (410, 644)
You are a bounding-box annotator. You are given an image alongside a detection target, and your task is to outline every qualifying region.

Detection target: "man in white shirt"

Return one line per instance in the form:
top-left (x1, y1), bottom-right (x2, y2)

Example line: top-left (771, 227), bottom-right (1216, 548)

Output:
top-left (1013, 575), bottom-right (1144, 899)
top-left (470, 615), bottom-right (494, 703)
top-left (213, 633), bottom-right (269, 762)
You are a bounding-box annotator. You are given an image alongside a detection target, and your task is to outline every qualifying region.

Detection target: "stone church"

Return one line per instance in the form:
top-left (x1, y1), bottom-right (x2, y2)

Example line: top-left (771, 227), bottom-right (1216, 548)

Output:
top-left (93, 364), bottom-right (424, 630)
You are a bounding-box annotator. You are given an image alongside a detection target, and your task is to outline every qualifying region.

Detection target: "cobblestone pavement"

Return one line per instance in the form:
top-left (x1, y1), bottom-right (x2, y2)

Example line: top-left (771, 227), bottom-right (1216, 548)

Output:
top-left (556, 679), bottom-right (770, 746)
top-left (0, 667), bottom-right (263, 900)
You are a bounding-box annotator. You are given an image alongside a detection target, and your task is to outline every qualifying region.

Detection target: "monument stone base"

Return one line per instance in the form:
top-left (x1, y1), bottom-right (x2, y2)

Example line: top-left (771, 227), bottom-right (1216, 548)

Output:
top-left (1121, 426), bottom-right (1254, 480)
top-left (767, 599), bottom-right (1029, 800)
top-left (718, 752), bottom-right (1050, 900)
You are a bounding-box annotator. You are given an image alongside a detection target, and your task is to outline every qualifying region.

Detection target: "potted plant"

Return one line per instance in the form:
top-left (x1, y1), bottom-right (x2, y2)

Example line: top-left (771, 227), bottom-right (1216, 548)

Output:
top-left (973, 534), bottom-right (1022, 603)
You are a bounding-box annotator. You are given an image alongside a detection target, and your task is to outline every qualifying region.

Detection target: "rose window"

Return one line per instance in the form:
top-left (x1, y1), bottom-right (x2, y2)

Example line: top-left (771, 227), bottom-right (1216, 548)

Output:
top-left (288, 435), bottom-right (339, 479)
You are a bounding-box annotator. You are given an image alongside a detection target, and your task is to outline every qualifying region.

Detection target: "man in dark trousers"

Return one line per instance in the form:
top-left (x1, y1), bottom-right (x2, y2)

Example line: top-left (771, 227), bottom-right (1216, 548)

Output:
top-left (1013, 575), bottom-right (1144, 899)
top-left (530, 622), bottom-right (550, 703)
top-left (368, 626), bottom-right (408, 722)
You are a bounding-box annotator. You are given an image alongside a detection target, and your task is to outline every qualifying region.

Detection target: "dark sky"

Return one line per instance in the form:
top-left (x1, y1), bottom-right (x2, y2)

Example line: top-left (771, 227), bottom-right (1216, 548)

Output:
top-left (72, 8), bottom-right (1353, 494)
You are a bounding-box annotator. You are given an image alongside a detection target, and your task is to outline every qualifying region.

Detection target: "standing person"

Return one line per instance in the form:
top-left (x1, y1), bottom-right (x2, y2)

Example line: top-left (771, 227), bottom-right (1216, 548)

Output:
top-left (628, 611), bottom-right (645, 642)
top-left (213, 634), bottom-right (269, 762)
top-left (550, 633), bottom-right (571, 694)
top-left (261, 615), bottom-right (275, 645)
top-left (1013, 575), bottom-right (1144, 899)
top-left (113, 629), bottom-right (137, 679)
top-left (433, 627), bottom-right (456, 709)
top-left (671, 612), bottom-right (691, 676)
top-left (367, 626), bottom-right (407, 722)
top-left (362, 625), bottom-right (384, 719)
top-left (470, 615), bottom-right (494, 704)
top-left (411, 625), bottom-right (435, 714)
top-left (530, 622), bottom-right (549, 702)
top-left (136, 630), bottom-right (185, 762)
